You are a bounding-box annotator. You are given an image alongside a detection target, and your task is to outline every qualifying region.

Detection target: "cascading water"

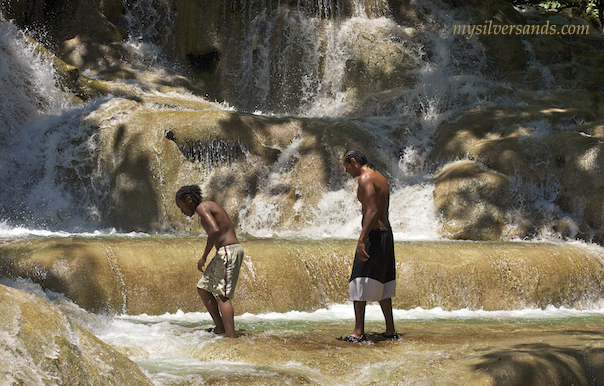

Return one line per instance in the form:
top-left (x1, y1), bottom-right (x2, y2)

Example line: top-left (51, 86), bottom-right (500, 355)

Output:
top-left (212, 0), bottom-right (497, 238)
top-left (121, 0), bottom-right (176, 70)
top-left (0, 0), bottom-right (458, 238)
top-left (0, 0), bottom-right (589, 240)
top-left (0, 21), bottom-right (112, 231)
top-left (0, 22), bottom-right (66, 139)
top-left (0, 1), bottom-right (185, 233)
top-left (2, 0), bottom-right (604, 385)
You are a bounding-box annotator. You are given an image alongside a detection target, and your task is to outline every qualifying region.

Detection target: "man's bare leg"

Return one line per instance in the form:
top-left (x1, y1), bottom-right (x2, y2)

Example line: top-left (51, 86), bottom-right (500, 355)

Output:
top-left (216, 295), bottom-right (237, 338)
top-left (197, 287), bottom-right (226, 334)
top-left (379, 297), bottom-right (396, 336)
top-left (352, 300), bottom-right (367, 338)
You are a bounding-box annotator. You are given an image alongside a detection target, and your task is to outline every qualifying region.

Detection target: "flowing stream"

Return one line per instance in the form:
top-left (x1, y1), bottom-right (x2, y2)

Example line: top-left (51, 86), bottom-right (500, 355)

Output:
top-left (0, 0), bottom-right (573, 239)
top-left (1, 0), bottom-right (604, 384)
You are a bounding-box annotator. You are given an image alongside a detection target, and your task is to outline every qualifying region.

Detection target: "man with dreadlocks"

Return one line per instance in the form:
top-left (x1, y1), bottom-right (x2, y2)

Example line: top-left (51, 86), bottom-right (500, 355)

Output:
top-left (340, 149), bottom-right (398, 343)
top-left (175, 185), bottom-right (244, 338)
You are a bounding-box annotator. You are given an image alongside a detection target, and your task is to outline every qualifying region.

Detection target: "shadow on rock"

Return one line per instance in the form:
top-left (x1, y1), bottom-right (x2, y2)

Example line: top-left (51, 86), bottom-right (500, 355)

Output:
top-left (474, 343), bottom-right (604, 386)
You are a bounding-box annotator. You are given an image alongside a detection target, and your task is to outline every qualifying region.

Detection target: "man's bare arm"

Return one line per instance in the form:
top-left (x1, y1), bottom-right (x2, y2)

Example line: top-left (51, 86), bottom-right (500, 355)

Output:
top-left (197, 206), bottom-right (220, 272)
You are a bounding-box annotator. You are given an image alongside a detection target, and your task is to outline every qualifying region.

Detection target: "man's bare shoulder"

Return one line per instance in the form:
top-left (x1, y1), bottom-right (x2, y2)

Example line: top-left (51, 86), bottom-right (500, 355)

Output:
top-left (359, 168), bottom-right (387, 183)
top-left (359, 169), bottom-right (390, 196)
top-left (359, 168), bottom-right (375, 180)
top-left (194, 201), bottom-right (222, 215)
top-left (202, 200), bottom-right (230, 212)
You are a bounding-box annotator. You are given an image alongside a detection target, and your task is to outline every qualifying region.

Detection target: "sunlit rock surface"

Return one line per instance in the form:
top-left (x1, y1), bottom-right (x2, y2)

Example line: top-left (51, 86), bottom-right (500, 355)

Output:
top-left (85, 94), bottom-right (387, 232)
top-left (431, 90), bottom-right (604, 241)
top-left (434, 160), bottom-right (512, 240)
top-left (0, 284), bottom-right (153, 386)
top-left (2, 238), bottom-right (603, 315)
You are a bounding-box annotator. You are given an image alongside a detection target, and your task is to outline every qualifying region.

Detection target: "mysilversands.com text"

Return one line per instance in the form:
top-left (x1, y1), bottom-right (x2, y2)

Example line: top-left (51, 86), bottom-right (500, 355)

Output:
top-left (454, 20), bottom-right (590, 39)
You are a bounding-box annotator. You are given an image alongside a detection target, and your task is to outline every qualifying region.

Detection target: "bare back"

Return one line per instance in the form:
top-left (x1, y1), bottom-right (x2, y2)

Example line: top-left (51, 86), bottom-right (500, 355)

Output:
top-left (357, 168), bottom-right (390, 229)
top-left (196, 201), bottom-right (239, 248)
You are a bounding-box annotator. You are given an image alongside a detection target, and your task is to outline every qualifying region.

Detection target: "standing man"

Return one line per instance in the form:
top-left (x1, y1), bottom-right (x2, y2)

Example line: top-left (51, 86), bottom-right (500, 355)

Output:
top-left (342, 149), bottom-right (398, 342)
top-left (175, 185), bottom-right (244, 338)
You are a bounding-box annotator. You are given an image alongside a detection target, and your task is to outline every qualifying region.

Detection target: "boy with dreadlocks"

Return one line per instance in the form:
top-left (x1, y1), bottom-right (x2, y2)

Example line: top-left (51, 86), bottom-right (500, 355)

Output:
top-left (341, 149), bottom-right (398, 343)
top-left (175, 185), bottom-right (244, 338)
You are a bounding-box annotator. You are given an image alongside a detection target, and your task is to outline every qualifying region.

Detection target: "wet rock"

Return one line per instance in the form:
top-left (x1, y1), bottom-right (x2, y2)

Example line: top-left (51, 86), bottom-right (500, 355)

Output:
top-left (2, 238), bottom-right (603, 314)
top-left (431, 88), bottom-right (604, 241)
top-left (81, 94), bottom-right (383, 232)
top-left (0, 284), bottom-right (153, 386)
top-left (434, 160), bottom-right (511, 240)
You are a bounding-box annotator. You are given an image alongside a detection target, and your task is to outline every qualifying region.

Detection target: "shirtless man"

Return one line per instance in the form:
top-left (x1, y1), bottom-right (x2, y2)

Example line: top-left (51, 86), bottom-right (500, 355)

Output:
top-left (175, 185), bottom-right (244, 338)
top-left (342, 150), bottom-right (398, 342)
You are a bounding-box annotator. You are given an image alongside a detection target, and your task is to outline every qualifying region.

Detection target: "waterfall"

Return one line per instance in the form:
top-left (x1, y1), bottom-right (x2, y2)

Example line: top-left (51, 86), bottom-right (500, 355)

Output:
top-left (0, 0), bottom-right (492, 238)
top-left (212, 0), bottom-right (497, 238)
top-left (0, 20), bottom-right (111, 231)
top-left (0, 103), bottom-right (112, 231)
top-left (0, 21), bottom-right (66, 139)
top-left (121, 0), bottom-right (176, 69)
top-left (0, 0), bottom-right (593, 240)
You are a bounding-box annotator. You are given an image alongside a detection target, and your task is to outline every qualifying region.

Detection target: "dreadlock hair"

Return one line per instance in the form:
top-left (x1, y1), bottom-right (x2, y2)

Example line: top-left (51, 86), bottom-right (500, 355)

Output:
top-left (343, 149), bottom-right (377, 171)
top-left (175, 185), bottom-right (203, 207)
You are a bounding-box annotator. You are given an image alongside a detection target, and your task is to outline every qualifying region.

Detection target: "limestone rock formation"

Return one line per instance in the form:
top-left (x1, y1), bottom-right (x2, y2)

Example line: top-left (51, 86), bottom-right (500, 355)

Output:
top-left (2, 238), bottom-right (603, 314)
top-left (0, 284), bottom-right (153, 385)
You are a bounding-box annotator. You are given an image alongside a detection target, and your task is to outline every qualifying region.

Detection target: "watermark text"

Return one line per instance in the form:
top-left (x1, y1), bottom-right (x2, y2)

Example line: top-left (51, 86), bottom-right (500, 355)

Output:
top-left (454, 20), bottom-right (590, 39)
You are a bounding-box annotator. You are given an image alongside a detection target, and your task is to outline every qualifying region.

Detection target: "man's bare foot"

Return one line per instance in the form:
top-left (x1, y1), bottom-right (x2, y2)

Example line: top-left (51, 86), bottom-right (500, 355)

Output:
top-left (381, 332), bottom-right (400, 340)
top-left (205, 327), bottom-right (226, 334)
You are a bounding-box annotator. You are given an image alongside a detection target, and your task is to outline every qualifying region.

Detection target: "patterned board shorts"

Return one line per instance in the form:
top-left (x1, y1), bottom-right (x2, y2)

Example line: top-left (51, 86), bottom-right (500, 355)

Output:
top-left (197, 243), bottom-right (244, 299)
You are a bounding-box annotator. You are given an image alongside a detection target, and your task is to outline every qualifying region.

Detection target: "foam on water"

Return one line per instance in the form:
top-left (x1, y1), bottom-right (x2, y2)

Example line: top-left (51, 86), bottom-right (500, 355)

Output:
top-left (0, 220), bottom-right (151, 239)
top-left (3, 277), bottom-right (604, 385)
top-left (110, 303), bottom-right (604, 328)
top-left (7, 276), bottom-right (604, 337)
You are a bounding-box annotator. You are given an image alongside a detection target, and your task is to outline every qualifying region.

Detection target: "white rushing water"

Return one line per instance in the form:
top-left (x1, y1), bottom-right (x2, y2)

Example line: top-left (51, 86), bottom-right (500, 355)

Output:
top-left (204, 0), bottom-right (496, 239)
top-left (1, 1), bottom-right (604, 384)
top-left (0, 1), bottom-right (455, 239)
top-left (4, 276), bottom-right (604, 385)
top-left (0, 21), bottom-right (97, 231)
top-left (0, 0), bottom-right (596, 240)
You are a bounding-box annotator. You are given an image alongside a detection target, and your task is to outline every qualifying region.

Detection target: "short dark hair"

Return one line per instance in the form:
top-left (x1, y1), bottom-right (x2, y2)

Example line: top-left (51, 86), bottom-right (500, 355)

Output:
top-left (175, 185), bottom-right (202, 206)
top-left (344, 149), bottom-right (376, 170)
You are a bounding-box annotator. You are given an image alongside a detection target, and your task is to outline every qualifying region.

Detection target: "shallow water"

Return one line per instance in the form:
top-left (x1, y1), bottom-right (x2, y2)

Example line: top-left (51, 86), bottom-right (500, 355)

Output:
top-left (55, 298), bottom-right (604, 385)
top-left (3, 236), bottom-right (604, 385)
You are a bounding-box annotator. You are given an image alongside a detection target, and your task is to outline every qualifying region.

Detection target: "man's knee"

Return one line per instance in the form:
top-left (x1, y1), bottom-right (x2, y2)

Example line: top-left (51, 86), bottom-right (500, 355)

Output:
top-left (197, 287), bottom-right (215, 301)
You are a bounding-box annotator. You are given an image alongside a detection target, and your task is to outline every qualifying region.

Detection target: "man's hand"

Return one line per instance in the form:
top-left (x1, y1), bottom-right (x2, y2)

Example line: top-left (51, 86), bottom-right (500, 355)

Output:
top-left (197, 256), bottom-right (207, 272)
top-left (356, 240), bottom-right (370, 262)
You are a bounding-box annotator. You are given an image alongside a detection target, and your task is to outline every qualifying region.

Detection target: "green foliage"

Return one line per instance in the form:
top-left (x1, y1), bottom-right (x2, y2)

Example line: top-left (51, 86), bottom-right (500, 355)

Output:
top-left (537, 0), bottom-right (599, 18)
top-left (540, 1), bottom-right (562, 10)
top-left (509, 0), bottom-right (602, 29)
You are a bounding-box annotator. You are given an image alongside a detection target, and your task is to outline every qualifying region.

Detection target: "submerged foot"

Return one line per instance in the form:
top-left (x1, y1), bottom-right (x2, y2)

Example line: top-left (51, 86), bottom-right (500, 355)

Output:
top-left (381, 332), bottom-right (400, 340)
top-left (205, 327), bottom-right (226, 334)
top-left (339, 334), bottom-right (367, 343)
